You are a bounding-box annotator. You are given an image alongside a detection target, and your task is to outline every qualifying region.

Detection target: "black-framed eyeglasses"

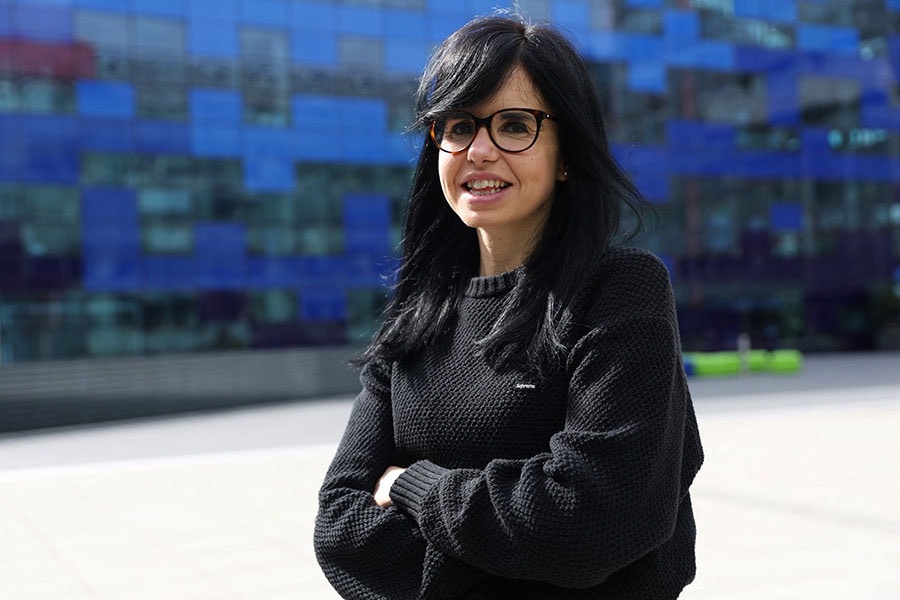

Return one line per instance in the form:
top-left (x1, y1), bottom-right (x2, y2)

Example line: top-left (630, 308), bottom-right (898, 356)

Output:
top-left (429, 108), bottom-right (557, 154)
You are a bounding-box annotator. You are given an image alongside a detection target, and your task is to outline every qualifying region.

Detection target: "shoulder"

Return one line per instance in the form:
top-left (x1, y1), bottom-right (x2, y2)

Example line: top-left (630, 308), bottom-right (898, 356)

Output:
top-left (572, 246), bottom-right (676, 323)
top-left (596, 246), bottom-right (669, 279)
top-left (359, 357), bottom-right (392, 395)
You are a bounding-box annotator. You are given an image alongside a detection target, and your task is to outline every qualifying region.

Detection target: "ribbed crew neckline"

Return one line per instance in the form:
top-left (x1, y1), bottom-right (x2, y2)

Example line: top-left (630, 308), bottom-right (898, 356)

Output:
top-left (464, 268), bottom-right (521, 298)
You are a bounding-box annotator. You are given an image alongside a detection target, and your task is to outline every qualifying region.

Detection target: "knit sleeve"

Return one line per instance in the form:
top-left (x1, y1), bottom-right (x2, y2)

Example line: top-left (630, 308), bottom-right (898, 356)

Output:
top-left (389, 296), bottom-right (697, 588)
top-left (313, 361), bottom-right (427, 599)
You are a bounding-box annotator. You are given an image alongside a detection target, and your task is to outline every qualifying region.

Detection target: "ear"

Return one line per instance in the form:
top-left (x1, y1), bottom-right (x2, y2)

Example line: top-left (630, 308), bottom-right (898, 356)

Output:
top-left (556, 161), bottom-right (569, 182)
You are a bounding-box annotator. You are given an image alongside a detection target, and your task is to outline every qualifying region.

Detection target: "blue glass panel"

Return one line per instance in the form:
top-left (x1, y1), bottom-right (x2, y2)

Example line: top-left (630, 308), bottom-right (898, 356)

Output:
top-left (666, 121), bottom-right (735, 149)
top-left (195, 222), bottom-right (245, 257)
top-left (141, 256), bottom-right (196, 290)
top-left (730, 151), bottom-right (800, 178)
top-left (626, 0), bottom-right (662, 7)
top-left (890, 36), bottom-right (900, 75)
top-left (81, 187), bottom-right (139, 224)
top-left (767, 72), bottom-right (799, 125)
top-left (735, 0), bottom-right (797, 23)
top-left (190, 89), bottom-right (243, 123)
top-left (295, 129), bottom-right (341, 161)
top-left (346, 229), bottom-right (391, 255)
top-left (196, 257), bottom-right (246, 290)
top-left (339, 98), bottom-right (387, 131)
top-left (81, 224), bottom-right (139, 254)
top-left (668, 40), bottom-right (734, 70)
top-left (190, 123), bottom-right (241, 157)
top-left (76, 81), bottom-right (135, 118)
top-left (22, 114), bottom-right (77, 142)
top-left (0, 115), bottom-right (24, 181)
top-left (20, 115), bottom-right (79, 183)
top-left (622, 33), bottom-right (662, 62)
top-left (340, 133), bottom-right (378, 163)
top-left (291, 34), bottom-right (338, 67)
top-left (801, 128), bottom-right (831, 155)
top-left (665, 144), bottom-right (732, 176)
top-left (0, 3), bottom-right (11, 36)
top-left (243, 126), bottom-right (295, 159)
top-left (188, 19), bottom-right (239, 57)
top-left (288, 1), bottom-right (337, 32)
top-left (244, 156), bottom-right (295, 192)
top-left (860, 101), bottom-right (900, 130)
top-left (345, 254), bottom-right (396, 287)
top-left (132, 0), bottom-right (184, 17)
top-left (797, 25), bottom-right (858, 55)
top-left (426, 0), bottom-right (469, 16)
top-left (75, 0), bottom-right (125, 9)
top-left (735, 46), bottom-right (792, 72)
top-left (300, 288), bottom-right (346, 322)
top-left (135, 121), bottom-right (190, 154)
top-left (239, 0), bottom-right (286, 27)
top-left (386, 132), bottom-right (418, 166)
top-left (296, 256), bottom-right (347, 287)
top-left (853, 156), bottom-right (893, 182)
top-left (344, 193), bottom-right (390, 228)
top-left (587, 31), bottom-right (626, 61)
top-left (13, 4), bottom-right (72, 42)
top-left (427, 13), bottom-right (469, 44)
top-left (664, 9), bottom-right (698, 41)
top-left (466, 0), bottom-right (509, 14)
top-left (628, 62), bottom-right (666, 94)
top-left (631, 172), bottom-right (668, 202)
top-left (188, 0), bottom-right (237, 21)
top-left (551, 1), bottom-right (590, 30)
top-left (292, 95), bottom-right (341, 129)
top-left (82, 253), bottom-right (140, 291)
top-left (338, 5), bottom-right (382, 36)
top-left (385, 9), bottom-right (425, 39)
top-left (245, 257), bottom-right (301, 289)
top-left (18, 0), bottom-right (73, 6)
top-left (79, 117), bottom-right (135, 152)
top-left (618, 142), bottom-right (667, 168)
top-left (385, 38), bottom-right (427, 74)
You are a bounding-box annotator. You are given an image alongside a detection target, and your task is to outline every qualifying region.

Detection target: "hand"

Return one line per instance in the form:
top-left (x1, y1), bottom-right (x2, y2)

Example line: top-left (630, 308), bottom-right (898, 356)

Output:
top-left (373, 465), bottom-right (406, 508)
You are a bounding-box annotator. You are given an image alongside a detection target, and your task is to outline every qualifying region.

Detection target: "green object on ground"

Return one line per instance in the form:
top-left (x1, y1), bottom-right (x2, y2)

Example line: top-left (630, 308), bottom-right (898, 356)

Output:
top-left (684, 349), bottom-right (803, 377)
top-left (689, 352), bottom-right (741, 377)
top-left (767, 349), bottom-right (803, 373)
top-left (746, 350), bottom-right (769, 372)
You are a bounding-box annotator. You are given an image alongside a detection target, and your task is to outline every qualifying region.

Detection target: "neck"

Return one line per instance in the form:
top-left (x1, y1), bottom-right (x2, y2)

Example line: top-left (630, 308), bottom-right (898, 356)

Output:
top-left (477, 228), bottom-right (535, 277)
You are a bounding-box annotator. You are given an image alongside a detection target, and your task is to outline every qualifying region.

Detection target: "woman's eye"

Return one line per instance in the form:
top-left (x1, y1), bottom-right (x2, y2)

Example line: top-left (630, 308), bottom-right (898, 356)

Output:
top-left (449, 121), bottom-right (475, 136)
top-left (500, 120), bottom-right (530, 135)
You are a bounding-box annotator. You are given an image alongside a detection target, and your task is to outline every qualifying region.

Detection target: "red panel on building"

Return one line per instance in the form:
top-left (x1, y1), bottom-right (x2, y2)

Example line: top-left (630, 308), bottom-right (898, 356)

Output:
top-left (0, 39), bottom-right (94, 79)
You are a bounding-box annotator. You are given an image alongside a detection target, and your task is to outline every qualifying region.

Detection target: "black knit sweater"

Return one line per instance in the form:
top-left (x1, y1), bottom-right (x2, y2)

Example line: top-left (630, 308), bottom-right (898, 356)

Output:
top-left (314, 247), bottom-right (704, 599)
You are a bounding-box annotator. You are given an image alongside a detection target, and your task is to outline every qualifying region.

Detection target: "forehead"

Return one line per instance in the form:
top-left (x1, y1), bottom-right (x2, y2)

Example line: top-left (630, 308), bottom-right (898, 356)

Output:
top-left (468, 66), bottom-right (547, 115)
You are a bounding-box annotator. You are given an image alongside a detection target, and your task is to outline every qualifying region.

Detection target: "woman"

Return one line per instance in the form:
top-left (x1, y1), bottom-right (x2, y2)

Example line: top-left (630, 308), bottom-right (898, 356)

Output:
top-left (314, 14), bottom-right (703, 600)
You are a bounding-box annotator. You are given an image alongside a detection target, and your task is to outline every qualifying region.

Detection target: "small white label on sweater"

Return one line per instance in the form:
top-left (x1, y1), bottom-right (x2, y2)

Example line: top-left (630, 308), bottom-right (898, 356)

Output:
top-left (514, 383), bottom-right (536, 390)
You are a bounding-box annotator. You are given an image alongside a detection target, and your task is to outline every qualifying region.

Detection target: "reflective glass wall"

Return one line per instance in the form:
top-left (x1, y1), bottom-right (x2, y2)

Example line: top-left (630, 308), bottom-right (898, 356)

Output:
top-left (1, 0), bottom-right (900, 366)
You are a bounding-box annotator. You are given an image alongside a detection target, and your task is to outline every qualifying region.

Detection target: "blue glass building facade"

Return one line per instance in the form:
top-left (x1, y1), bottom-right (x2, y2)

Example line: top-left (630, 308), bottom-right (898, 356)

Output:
top-left (1, 0), bottom-right (900, 366)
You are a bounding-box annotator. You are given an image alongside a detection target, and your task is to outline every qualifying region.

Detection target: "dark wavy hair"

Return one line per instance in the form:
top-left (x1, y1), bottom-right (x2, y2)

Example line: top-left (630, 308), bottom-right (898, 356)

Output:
top-left (355, 14), bottom-right (647, 372)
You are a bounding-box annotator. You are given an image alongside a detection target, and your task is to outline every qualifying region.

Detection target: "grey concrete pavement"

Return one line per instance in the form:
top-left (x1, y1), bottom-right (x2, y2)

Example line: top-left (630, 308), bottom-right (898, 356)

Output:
top-left (0, 352), bottom-right (898, 599)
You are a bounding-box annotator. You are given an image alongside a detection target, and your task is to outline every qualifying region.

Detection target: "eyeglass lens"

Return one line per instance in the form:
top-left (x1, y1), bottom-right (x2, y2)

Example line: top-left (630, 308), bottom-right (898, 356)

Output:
top-left (432, 109), bottom-right (543, 153)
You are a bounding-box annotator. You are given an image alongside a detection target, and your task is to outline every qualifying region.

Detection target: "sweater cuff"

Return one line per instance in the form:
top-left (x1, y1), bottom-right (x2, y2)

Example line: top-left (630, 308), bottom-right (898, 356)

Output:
top-left (390, 460), bottom-right (449, 524)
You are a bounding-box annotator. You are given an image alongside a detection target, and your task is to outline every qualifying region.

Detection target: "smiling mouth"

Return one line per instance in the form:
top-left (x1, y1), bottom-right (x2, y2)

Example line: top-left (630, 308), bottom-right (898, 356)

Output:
top-left (465, 179), bottom-right (511, 196)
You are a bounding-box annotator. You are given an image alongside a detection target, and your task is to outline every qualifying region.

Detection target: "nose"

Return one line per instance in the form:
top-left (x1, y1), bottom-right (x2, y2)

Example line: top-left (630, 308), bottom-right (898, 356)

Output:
top-left (466, 124), bottom-right (498, 162)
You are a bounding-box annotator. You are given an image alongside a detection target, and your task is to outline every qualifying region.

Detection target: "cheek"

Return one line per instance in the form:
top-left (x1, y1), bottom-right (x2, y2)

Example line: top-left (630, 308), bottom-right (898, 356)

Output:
top-left (437, 154), bottom-right (457, 199)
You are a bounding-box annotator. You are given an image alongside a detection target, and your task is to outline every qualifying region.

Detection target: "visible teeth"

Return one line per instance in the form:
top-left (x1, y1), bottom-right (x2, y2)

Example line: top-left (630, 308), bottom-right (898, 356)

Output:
top-left (467, 179), bottom-right (506, 190)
